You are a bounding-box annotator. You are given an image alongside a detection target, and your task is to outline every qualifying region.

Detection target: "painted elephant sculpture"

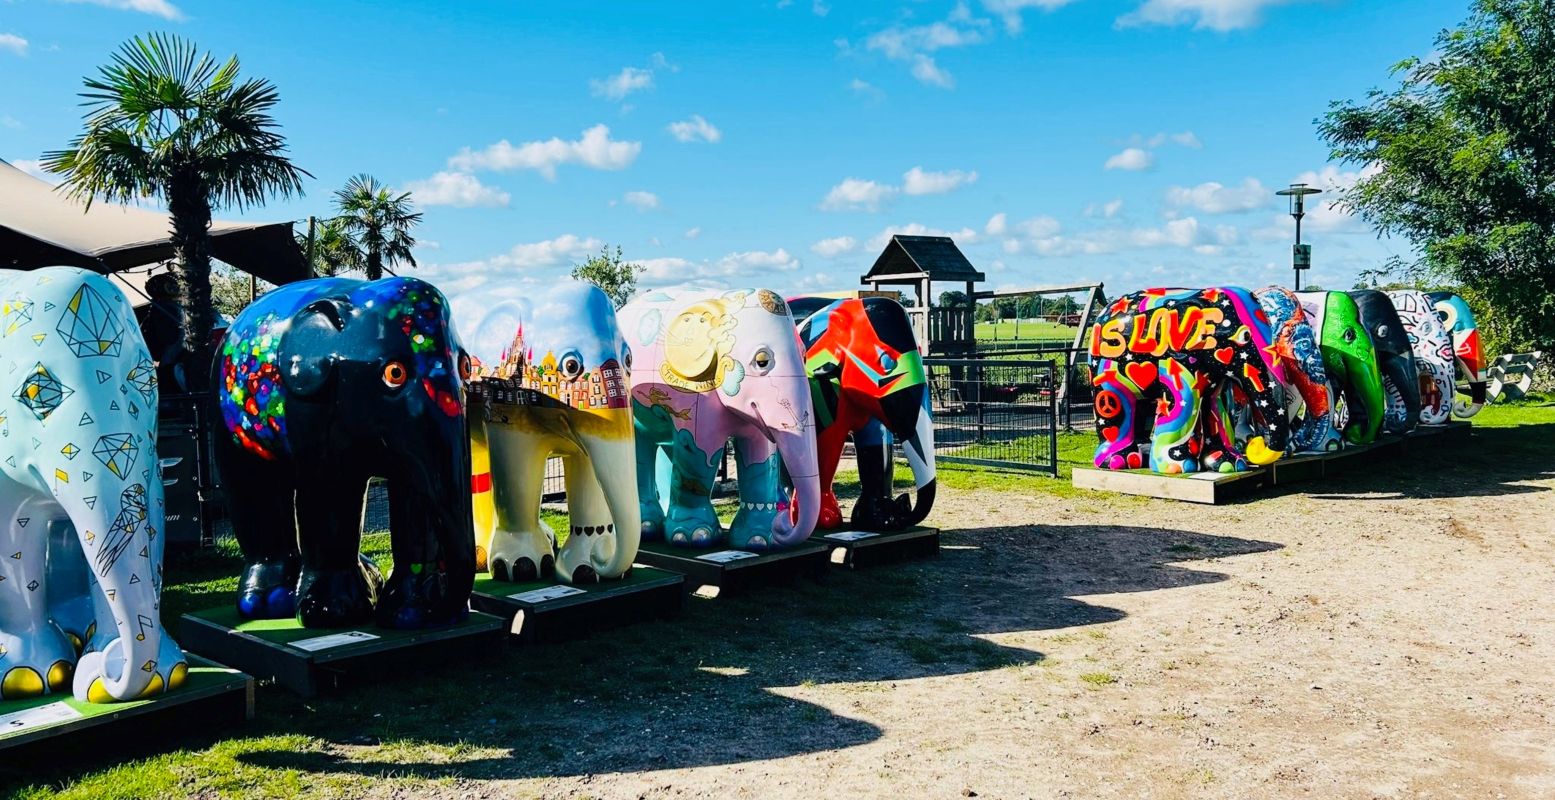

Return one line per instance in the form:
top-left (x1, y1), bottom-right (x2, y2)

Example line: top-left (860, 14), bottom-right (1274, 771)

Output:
top-left (0, 267), bottom-right (185, 703)
top-left (1090, 287), bottom-right (1289, 474)
top-left (1425, 291), bottom-right (1488, 418)
top-left (1296, 291), bottom-right (1386, 445)
top-left (791, 296), bottom-right (936, 532)
top-left (213, 277), bottom-right (475, 629)
top-left (1386, 290), bottom-right (1455, 425)
top-left (618, 288), bottom-right (820, 550)
top-left (1254, 286), bottom-right (1334, 453)
top-left (462, 281), bottom-right (639, 584)
top-left (1349, 290), bottom-right (1422, 434)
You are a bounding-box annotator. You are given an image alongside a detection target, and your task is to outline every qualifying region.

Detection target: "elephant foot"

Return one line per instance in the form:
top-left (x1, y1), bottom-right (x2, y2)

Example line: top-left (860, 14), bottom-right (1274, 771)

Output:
top-left (640, 501), bottom-right (667, 543)
top-left (488, 527), bottom-right (555, 583)
top-left (297, 563), bottom-right (378, 628)
top-left (237, 556), bottom-right (302, 620)
top-left (71, 632), bottom-right (187, 703)
top-left (557, 528), bottom-right (619, 583)
top-left (729, 502), bottom-right (779, 550)
top-left (1201, 449), bottom-right (1248, 473)
top-left (666, 504), bottom-right (722, 549)
top-left (816, 491), bottom-right (844, 530)
top-left (376, 566), bottom-right (467, 629)
top-left (0, 627), bottom-right (76, 700)
top-left (850, 493), bottom-right (911, 532)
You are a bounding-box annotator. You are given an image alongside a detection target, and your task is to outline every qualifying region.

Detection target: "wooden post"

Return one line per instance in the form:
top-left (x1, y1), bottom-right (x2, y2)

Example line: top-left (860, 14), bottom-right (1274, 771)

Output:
top-left (305, 215), bottom-right (317, 277)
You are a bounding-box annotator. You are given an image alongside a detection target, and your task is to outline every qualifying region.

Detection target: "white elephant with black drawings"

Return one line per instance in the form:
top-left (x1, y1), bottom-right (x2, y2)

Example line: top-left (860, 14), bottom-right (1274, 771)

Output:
top-left (0, 267), bottom-right (184, 703)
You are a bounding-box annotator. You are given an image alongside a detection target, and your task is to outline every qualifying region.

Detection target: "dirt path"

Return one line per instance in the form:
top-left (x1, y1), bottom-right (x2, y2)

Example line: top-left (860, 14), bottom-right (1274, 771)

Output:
top-left (445, 433), bottom-right (1555, 800)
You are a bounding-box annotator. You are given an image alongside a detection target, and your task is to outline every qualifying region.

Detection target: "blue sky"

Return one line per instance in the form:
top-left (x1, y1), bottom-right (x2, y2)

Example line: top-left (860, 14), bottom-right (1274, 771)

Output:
top-left (1, 0), bottom-right (1469, 311)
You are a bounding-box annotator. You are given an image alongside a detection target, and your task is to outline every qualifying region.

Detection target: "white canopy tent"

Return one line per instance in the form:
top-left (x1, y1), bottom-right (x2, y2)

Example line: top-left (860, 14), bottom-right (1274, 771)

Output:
top-left (0, 158), bottom-right (309, 298)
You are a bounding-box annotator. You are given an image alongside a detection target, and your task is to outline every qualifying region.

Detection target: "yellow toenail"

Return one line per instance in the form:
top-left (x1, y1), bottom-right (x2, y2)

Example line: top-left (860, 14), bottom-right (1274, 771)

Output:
top-left (137, 672), bottom-right (165, 698)
top-left (168, 662), bottom-right (188, 691)
top-left (46, 660), bottom-right (72, 692)
top-left (86, 677), bottom-right (112, 703)
top-left (2, 667), bottom-right (45, 699)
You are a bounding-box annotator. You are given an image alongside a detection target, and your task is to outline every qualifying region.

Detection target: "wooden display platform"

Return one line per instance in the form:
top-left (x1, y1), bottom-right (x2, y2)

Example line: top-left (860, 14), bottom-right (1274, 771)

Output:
top-left (469, 566), bottom-right (684, 644)
top-left (634, 540), bottom-right (829, 596)
top-left (1071, 422), bottom-right (1473, 504)
top-left (819, 526), bottom-right (940, 569)
top-left (0, 657), bottom-right (251, 757)
top-left (178, 608), bottom-right (504, 697)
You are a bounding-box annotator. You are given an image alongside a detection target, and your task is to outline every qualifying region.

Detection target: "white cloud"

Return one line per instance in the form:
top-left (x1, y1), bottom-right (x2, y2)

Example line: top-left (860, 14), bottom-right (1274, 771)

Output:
top-left (863, 5), bottom-right (993, 89)
top-left (59, 0), bottom-right (183, 19)
top-left (1001, 215), bottom-right (1242, 257)
top-left (1085, 198), bottom-right (1125, 218)
top-left (813, 0), bottom-right (831, 15)
top-left (1165, 177), bottom-right (1271, 214)
top-left (684, 226), bottom-right (702, 239)
top-left (623, 190), bottom-right (660, 210)
top-left (849, 78), bottom-right (885, 102)
top-left (590, 66), bottom-right (653, 101)
top-left (1117, 0), bottom-right (1298, 31)
top-left (448, 125), bottom-right (640, 180)
top-left (0, 116), bottom-right (20, 129)
top-left (985, 212), bottom-right (1008, 236)
top-left (810, 236), bottom-right (858, 257)
top-left (867, 223), bottom-right (981, 251)
top-left (981, 0), bottom-right (1080, 34)
top-left (10, 159), bottom-right (55, 183)
top-left (901, 166), bottom-right (978, 195)
top-left (821, 178), bottom-right (899, 212)
top-left (666, 114), bottom-right (722, 143)
top-left (0, 33), bottom-right (27, 56)
top-left (479, 234), bottom-right (603, 271)
top-left (1104, 147), bottom-right (1154, 171)
top-left (639, 248), bottom-right (802, 287)
top-left (402, 171), bottom-right (510, 208)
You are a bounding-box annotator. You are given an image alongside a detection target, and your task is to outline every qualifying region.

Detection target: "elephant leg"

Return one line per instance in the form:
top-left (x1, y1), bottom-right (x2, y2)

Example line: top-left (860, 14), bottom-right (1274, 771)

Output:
top-left (1147, 362), bottom-right (1204, 475)
top-left (485, 424), bottom-right (556, 582)
top-left (851, 420), bottom-right (908, 531)
top-left (0, 492), bottom-right (75, 699)
top-left (814, 420), bottom-right (850, 530)
top-left (218, 439), bottom-right (301, 620)
top-left (728, 433), bottom-right (781, 550)
top-left (44, 517), bottom-right (96, 654)
top-left (634, 416), bottom-right (668, 542)
top-left (377, 473), bottom-right (459, 629)
top-left (664, 435), bottom-right (723, 548)
top-left (295, 473), bottom-right (377, 628)
top-left (557, 453), bottom-right (611, 583)
top-left (1092, 369), bottom-right (1143, 470)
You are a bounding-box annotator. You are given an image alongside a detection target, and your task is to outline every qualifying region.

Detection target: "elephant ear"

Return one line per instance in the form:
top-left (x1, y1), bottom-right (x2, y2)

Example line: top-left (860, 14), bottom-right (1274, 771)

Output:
top-left (280, 297), bottom-right (352, 396)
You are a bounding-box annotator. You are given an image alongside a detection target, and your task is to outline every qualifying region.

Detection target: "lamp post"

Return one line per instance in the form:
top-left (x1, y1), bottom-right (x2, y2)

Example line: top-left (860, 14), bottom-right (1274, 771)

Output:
top-left (1276, 183), bottom-right (1322, 290)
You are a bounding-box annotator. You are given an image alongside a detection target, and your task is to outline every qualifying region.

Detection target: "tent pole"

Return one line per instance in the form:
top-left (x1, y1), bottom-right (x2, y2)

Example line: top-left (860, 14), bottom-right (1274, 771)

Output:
top-left (305, 215), bottom-right (317, 277)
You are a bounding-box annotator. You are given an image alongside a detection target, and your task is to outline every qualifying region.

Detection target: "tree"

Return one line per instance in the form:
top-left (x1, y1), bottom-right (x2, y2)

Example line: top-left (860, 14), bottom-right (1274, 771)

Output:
top-left (334, 174), bottom-right (420, 280)
top-left (570, 245), bottom-right (645, 308)
top-left (1318, 0), bottom-right (1555, 353)
top-left (297, 217), bottom-right (363, 277)
top-left (43, 33), bottom-right (307, 387)
top-left (937, 290), bottom-right (970, 308)
top-left (210, 264), bottom-right (268, 319)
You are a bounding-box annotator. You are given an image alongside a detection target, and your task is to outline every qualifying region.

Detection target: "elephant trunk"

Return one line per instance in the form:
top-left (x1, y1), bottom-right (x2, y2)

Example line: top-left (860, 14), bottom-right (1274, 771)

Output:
top-left (773, 426), bottom-right (821, 547)
top-left (578, 430), bottom-right (642, 578)
top-left (1380, 355), bottom-right (1422, 433)
top-left (897, 401), bottom-right (938, 526)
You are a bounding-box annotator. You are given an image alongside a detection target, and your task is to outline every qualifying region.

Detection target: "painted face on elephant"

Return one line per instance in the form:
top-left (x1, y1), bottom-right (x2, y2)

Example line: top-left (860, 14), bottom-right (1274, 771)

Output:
top-left (1296, 291), bottom-right (1386, 445)
top-left (1425, 291), bottom-right (1488, 418)
top-left (1253, 286), bottom-right (1333, 453)
top-left (1090, 287), bottom-right (1288, 474)
top-left (465, 282), bottom-right (630, 415)
top-left (1386, 290), bottom-right (1456, 425)
top-left (1349, 290), bottom-right (1422, 434)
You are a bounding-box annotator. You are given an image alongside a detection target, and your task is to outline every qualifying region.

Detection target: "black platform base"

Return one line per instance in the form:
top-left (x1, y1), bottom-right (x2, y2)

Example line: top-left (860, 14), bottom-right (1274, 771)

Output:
top-left (819, 526), bottom-right (940, 569)
top-left (634, 540), bottom-right (828, 596)
top-left (0, 657), bottom-right (252, 758)
top-left (469, 566), bottom-right (684, 644)
top-left (178, 608), bottom-right (505, 697)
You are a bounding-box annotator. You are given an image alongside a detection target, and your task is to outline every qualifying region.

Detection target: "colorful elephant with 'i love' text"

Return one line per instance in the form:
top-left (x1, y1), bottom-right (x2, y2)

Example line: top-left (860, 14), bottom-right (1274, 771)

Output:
top-left (1090, 287), bottom-right (1289, 474)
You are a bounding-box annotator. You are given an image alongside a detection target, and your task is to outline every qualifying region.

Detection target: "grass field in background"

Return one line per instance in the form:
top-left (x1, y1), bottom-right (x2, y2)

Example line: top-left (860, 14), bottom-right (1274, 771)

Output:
top-left (973, 320), bottom-right (1079, 342)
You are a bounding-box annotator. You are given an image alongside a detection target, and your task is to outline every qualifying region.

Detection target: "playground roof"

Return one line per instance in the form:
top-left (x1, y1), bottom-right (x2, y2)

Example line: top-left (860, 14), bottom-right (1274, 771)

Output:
top-left (861, 235), bottom-right (985, 285)
top-left (0, 158), bottom-right (309, 287)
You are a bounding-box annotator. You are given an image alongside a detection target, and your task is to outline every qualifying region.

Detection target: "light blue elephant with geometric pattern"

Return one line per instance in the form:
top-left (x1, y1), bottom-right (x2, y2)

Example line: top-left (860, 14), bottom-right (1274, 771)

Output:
top-left (0, 266), bottom-right (184, 703)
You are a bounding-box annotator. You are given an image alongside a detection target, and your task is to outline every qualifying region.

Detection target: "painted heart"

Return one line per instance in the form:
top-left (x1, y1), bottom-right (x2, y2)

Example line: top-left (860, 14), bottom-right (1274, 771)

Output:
top-left (1126, 452), bottom-right (1143, 469)
top-left (1125, 361), bottom-right (1158, 389)
top-left (1214, 347), bottom-right (1234, 365)
top-left (1102, 425), bottom-right (1120, 442)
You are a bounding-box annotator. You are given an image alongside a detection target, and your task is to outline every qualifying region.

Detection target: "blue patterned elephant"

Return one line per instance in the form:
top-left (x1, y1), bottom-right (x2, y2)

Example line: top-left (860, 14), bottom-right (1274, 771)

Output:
top-left (0, 267), bottom-right (184, 703)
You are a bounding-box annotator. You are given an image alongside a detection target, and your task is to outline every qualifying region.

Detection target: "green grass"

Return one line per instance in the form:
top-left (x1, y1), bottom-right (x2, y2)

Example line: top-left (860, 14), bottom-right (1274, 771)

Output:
top-left (974, 320), bottom-right (1078, 343)
top-left (1079, 672), bottom-right (1118, 687)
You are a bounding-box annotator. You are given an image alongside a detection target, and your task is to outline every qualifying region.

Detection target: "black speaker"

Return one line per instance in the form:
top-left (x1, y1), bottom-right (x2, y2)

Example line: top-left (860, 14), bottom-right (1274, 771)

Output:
top-left (158, 423), bottom-right (205, 548)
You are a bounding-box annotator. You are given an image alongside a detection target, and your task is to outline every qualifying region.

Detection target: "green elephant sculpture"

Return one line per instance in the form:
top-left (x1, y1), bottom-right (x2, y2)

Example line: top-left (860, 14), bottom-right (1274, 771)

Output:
top-left (1297, 291), bottom-right (1386, 446)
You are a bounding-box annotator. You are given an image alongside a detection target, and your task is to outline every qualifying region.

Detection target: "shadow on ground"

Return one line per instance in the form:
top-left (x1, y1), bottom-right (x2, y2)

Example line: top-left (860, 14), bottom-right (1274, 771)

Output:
top-left (158, 523), bottom-right (1275, 784)
top-left (1298, 421), bottom-right (1555, 502)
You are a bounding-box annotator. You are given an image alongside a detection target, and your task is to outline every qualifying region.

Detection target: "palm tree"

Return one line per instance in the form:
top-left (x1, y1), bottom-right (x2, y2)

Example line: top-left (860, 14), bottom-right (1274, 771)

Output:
top-left (298, 217), bottom-right (363, 277)
top-left (333, 174), bottom-right (420, 280)
top-left (43, 33), bottom-right (308, 387)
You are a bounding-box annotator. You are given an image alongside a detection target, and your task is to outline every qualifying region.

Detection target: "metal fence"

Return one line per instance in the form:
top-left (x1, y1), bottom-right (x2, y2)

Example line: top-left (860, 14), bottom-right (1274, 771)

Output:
top-left (924, 357), bottom-right (1059, 475)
